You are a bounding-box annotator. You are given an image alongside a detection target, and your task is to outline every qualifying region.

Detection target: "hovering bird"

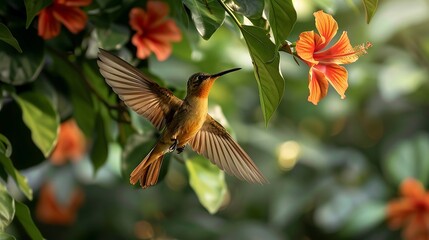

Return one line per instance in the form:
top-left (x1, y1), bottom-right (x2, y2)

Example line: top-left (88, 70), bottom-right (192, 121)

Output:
top-left (97, 49), bottom-right (267, 188)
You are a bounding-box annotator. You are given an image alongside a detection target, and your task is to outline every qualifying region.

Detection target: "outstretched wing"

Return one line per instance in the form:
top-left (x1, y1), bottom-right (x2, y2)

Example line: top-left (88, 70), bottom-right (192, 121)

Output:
top-left (97, 49), bottom-right (182, 130)
top-left (189, 115), bottom-right (267, 184)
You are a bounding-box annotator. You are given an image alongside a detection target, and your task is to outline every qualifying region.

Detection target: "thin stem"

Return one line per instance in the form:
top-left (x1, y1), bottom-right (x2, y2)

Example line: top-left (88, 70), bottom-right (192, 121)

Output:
top-left (217, 0), bottom-right (242, 29)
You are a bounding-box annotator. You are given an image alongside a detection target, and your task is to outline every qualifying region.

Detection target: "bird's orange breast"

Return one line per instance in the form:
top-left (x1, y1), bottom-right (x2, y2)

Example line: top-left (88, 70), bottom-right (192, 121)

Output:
top-left (161, 96), bottom-right (207, 147)
top-left (176, 113), bottom-right (205, 144)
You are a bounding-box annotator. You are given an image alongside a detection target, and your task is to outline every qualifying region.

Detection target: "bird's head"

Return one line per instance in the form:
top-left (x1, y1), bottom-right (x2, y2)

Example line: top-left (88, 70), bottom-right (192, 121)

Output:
top-left (186, 68), bottom-right (241, 98)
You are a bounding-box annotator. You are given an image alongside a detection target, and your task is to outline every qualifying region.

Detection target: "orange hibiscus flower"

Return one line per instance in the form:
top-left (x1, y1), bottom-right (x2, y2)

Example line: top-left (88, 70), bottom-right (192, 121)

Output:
top-left (50, 119), bottom-right (86, 165)
top-left (387, 178), bottom-right (429, 240)
top-left (296, 10), bottom-right (371, 105)
top-left (129, 1), bottom-right (182, 61)
top-left (38, 0), bottom-right (92, 40)
top-left (36, 183), bottom-right (85, 225)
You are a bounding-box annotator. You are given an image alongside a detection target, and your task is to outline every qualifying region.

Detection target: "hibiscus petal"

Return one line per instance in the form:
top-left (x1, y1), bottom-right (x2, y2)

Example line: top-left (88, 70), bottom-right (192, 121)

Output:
top-left (146, 38), bottom-right (172, 61)
top-left (308, 67), bottom-right (329, 105)
top-left (36, 183), bottom-right (84, 225)
top-left (60, 0), bottom-right (92, 7)
top-left (401, 178), bottom-right (426, 198)
top-left (317, 64), bottom-right (348, 99)
top-left (314, 10), bottom-right (338, 51)
top-left (50, 119), bottom-right (86, 165)
top-left (149, 20), bottom-right (182, 42)
top-left (296, 31), bottom-right (321, 65)
top-left (146, 1), bottom-right (170, 26)
top-left (387, 199), bottom-right (415, 228)
top-left (129, 2), bottom-right (179, 61)
top-left (314, 31), bottom-right (358, 65)
top-left (403, 214), bottom-right (426, 240)
top-left (38, 8), bottom-right (61, 40)
top-left (53, 6), bottom-right (87, 34)
top-left (132, 34), bottom-right (152, 59)
top-left (129, 8), bottom-right (147, 33)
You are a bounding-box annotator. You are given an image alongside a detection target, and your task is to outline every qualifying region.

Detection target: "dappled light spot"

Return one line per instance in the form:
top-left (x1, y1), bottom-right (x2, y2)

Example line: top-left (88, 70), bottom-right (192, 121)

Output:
top-left (277, 141), bottom-right (301, 171)
top-left (134, 220), bottom-right (155, 240)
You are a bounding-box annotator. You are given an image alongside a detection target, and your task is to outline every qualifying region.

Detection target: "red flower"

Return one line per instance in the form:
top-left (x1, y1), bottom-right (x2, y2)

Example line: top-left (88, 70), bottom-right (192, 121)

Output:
top-left (296, 10), bottom-right (371, 105)
top-left (35, 183), bottom-right (84, 225)
top-left (387, 178), bottom-right (429, 240)
top-left (129, 1), bottom-right (182, 61)
top-left (50, 119), bottom-right (86, 165)
top-left (38, 0), bottom-right (92, 40)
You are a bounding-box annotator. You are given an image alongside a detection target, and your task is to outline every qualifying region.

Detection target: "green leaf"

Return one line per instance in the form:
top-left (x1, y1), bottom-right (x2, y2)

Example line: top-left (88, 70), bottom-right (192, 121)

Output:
top-left (232, 0), bottom-right (267, 30)
top-left (362, 0), bottom-right (378, 24)
top-left (118, 121), bottom-right (137, 147)
top-left (341, 201), bottom-right (385, 236)
top-left (0, 29), bottom-right (44, 85)
top-left (14, 201), bottom-right (44, 240)
top-left (186, 155), bottom-right (227, 214)
top-left (82, 61), bottom-right (115, 105)
top-left (0, 134), bottom-right (12, 158)
top-left (233, 0), bottom-right (264, 18)
top-left (13, 92), bottom-right (59, 158)
top-left (183, 0), bottom-right (225, 40)
top-left (96, 24), bottom-right (130, 50)
top-left (241, 25), bottom-right (284, 125)
top-left (0, 152), bottom-right (33, 200)
top-left (0, 24), bottom-right (22, 53)
top-left (84, 60), bottom-right (114, 172)
top-left (24, 0), bottom-right (52, 28)
top-left (0, 184), bottom-right (15, 231)
top-left (49, 52), bottom-right (96, 137)
top-left (90, 113), bottom-right (109, 172)
top-left (0, 101), bottom-right (45, 170)
top-left (383, 134), bottom-right (429, 187)
top-left (266, 0), bottom-right (297, 46)
top-left (0, 232), bottom-right (16, 240)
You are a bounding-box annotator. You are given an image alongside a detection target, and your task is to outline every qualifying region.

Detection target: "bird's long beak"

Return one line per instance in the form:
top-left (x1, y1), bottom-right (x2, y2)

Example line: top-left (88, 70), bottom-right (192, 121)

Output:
top-left (210, 68), bottom-right (241, 79)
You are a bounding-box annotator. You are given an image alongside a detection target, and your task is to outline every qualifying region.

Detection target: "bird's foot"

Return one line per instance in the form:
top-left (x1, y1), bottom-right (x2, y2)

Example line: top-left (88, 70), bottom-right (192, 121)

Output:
top-left (176, 146), bottom-right (185, 154)
top-left (169, 138), bottom-right (178, 152)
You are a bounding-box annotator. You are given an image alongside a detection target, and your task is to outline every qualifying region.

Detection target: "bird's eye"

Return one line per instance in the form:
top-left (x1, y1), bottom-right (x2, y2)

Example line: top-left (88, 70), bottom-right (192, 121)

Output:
top-left (197, 75), bottom-right (205, 81)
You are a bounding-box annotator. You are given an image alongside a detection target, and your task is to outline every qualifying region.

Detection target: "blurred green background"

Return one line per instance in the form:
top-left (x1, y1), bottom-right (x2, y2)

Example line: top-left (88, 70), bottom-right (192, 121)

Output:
top-left (2, 0), bottom-right (429, 239)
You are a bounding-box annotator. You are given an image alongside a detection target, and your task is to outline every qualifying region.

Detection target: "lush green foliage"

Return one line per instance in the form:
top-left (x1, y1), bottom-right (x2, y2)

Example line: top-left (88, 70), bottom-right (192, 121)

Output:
top-left (4, 0), bottom-right (429, 239)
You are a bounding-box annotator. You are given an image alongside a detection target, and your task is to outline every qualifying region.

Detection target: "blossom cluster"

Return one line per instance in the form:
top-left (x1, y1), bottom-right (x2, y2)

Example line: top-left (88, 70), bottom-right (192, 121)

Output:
top-left (38, 0), bottom-right (181, 61)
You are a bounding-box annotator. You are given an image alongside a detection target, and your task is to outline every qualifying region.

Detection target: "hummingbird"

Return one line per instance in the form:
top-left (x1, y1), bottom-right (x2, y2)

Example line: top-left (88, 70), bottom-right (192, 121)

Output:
top-left (97, 49), bottom-right (267, 189)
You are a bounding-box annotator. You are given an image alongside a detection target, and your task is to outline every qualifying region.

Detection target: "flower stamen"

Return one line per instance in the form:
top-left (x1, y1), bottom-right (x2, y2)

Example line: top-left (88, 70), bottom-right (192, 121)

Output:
top-left (315, 41), bottom-right (372, 61)
top-left (354, 41), bottom-right (372, 56)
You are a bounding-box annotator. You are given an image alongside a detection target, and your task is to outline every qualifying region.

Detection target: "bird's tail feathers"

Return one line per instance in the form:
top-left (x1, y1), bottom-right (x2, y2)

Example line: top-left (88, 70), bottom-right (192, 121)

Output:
top-left (130, 149), bottom-right (165, 189)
